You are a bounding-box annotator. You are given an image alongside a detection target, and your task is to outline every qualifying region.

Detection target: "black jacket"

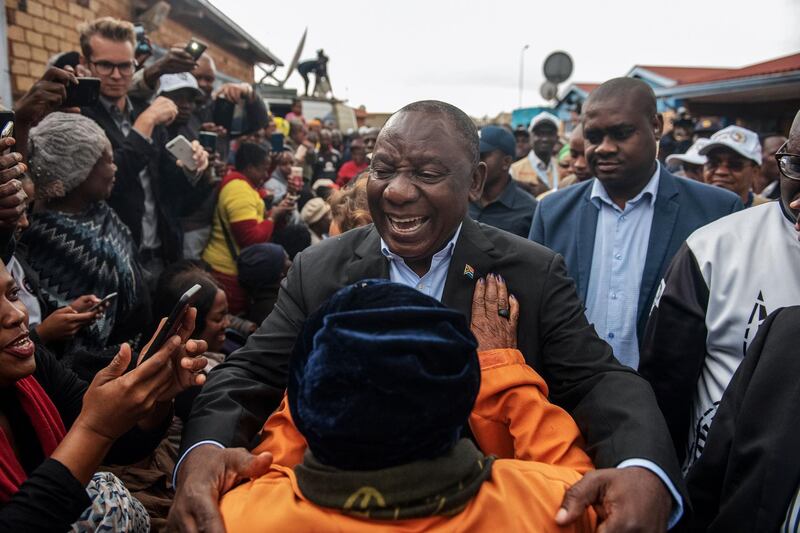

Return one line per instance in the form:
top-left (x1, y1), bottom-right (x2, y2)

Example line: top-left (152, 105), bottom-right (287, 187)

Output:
top-left (81, 99), bottom-right (191, 262)
top-left (684, 306), bottom-right (800, 532)
top-left (0, 345), bottom-right (169, 532)
top-left (183, 217), bottom-right (686, 499)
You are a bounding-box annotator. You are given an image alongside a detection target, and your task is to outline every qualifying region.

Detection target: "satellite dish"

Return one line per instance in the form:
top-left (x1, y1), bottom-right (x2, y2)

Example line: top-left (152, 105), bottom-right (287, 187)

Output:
top-left (543, 51), bottom-right (573, 84)
top-left (280, 27), bottom-right (308, 87)
top-left (540, 81), bottom-right (558, 101)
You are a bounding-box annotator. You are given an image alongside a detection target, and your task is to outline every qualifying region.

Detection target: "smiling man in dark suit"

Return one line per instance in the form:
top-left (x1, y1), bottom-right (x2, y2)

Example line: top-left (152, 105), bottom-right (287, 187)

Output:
top-left (529, 78), bottom-right (742, 370)
top-left (169, 100), bottom-right (684, 533)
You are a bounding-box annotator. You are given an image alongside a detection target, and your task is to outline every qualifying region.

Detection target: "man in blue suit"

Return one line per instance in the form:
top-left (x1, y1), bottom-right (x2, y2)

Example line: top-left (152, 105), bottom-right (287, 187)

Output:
top-left (529, 78), bottom-right (742, 369)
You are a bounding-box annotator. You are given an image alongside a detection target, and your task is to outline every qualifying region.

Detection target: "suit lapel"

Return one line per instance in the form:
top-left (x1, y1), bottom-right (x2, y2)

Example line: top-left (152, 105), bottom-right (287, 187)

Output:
top-left (575, 187), bottom-right (599, 302)
top-left (638, 168), bottom-right (679, 328)
top-left (343, 226), bottom-right (390, 283)
top-left (442, 218), bottom-right (496, 317)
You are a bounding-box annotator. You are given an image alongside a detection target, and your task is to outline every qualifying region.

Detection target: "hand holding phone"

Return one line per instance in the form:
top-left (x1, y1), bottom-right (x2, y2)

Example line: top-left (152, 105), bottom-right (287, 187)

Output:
top-left (63, 77), bottom-right (101, 108)
top-left (140, 284), bottom-right (202, 363)
top-left (167, 135), bottom-right (199, 172)
top-left (185, 38), bottom-right (208, 61)
top-left (89, 292), bottom-right (118, 312)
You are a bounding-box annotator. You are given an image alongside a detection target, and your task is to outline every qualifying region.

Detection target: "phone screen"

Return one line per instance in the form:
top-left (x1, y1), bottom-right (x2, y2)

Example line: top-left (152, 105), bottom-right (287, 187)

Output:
top-left (140, 284), bottom-right (201, 362)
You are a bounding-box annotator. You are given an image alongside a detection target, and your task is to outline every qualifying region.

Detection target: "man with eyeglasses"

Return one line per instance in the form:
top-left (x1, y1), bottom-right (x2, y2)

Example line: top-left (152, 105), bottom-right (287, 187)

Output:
top-left (78, 17), bottom-right (207, 282)
top-left (640, 114), bottom-right (800, 479)
top-left (698, 125), bottom-right (771, 208)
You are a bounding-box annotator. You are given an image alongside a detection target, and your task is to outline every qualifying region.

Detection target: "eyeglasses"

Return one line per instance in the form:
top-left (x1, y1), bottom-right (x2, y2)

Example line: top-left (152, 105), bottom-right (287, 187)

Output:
top-left (775, 142), bottom-right (800, 182)
top-left (704, 157), bottom-right (750, 172)
top-left (90, 60), bottom-right (136, 76)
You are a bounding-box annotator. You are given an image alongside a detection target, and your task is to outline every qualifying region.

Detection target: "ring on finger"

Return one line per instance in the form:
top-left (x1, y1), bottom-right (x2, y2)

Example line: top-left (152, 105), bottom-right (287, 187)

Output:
top-left (498, 308), bottom-right (510, 319)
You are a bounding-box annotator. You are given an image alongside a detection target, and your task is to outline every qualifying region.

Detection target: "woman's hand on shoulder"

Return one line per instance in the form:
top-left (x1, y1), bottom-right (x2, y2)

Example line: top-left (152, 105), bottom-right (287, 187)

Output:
top-left (470, 273), bottom-right (519, 351)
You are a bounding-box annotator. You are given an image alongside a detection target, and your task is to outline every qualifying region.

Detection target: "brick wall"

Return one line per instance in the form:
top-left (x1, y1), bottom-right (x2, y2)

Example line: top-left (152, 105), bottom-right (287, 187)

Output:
top-left (5, 0), bottom-right (254, 101)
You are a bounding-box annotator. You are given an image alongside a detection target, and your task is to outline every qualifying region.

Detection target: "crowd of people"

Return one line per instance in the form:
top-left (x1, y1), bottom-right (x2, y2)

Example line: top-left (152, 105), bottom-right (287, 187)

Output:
top-left (0, 12), bottom-right (797, 533)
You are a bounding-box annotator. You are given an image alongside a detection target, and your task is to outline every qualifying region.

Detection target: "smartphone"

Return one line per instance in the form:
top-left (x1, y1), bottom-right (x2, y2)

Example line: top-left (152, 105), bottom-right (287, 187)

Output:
top-left (63, 77), bottom-right (100, 108)
top-left (89, 292), bottom-right (118, 312)
top-left (198, 131), bottom-right (217, 152)
top-left (134, 23), bottom-right (152, 57)
top-left (140, 284), bottom-right (201, 363)
top-left (0, 111), bottom-right (14, 140)
top-left (270, 133), bottom-right (284, 153)
top-left (212, 97), bottom-right (235, 131)
top-left (166, 134), bottom-right (198, 172)
top-left (185, 38), bottom-right (208, 60)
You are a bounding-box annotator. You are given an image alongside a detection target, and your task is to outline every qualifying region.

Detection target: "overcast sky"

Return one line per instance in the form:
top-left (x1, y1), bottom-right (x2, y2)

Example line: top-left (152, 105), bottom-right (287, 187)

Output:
top-left (211, 0), bottom-right (800, 117)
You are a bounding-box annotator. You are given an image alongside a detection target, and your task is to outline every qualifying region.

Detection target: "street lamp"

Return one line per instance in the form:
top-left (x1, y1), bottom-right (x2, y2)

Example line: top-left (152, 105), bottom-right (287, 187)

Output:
top-left (518, 44), bottom-right (530, 108)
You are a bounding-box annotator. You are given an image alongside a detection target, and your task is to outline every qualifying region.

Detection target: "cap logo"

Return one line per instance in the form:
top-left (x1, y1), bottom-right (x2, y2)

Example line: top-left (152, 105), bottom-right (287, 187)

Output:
top-left (731, 131), bottom-right (745, 143)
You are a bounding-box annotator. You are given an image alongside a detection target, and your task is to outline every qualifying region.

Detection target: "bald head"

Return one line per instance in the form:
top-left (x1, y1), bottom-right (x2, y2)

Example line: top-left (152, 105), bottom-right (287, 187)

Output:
top-left (194, 53), bottom-right (216, 98)
top-left (585, 77), bottom-right (657, 119)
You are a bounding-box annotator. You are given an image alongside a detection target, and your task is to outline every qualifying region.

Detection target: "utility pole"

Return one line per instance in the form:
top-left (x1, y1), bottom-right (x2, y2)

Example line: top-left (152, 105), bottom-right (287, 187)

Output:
top-left (518, 44), bottom-right (530, 108)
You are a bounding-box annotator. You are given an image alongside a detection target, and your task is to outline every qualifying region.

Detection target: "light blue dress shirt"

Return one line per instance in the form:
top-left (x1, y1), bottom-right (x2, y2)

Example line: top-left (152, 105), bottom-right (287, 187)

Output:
top-left (585, 163), bottom-right (661, 369)
top-left (380, 224), bottom-right (462, 301)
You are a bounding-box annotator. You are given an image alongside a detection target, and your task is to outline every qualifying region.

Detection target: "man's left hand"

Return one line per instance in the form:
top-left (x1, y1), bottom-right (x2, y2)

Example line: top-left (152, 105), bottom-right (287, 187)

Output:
top-left (556, 466), bottom-right (671, 532)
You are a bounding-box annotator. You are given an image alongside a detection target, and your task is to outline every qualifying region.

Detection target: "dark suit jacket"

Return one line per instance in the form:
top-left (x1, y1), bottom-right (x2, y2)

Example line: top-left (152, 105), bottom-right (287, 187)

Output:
top-left (81, 100), bottom-right (190, 261)
top-left (684, 306), bottom-right (800, 532)
top-left (529, 166), bottom-right (743, 339)
top-left (183, 217), bottom-right (684, 493)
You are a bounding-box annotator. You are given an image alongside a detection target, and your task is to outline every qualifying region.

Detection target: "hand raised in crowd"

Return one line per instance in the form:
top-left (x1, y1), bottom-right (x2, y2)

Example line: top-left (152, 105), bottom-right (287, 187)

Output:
top-left (74, 309), bottom-right (206, 444)
top-left (14, 67), bottom-right (79, 127)
top-left (144, 45), bottom-right (197, 87)
top-left (214, 82), bottom-right (254, 103)
top-left (134, 96), bottom-right (179, 138)
top-left (269, 196), bottom-right (296, 226)
top-left (138, 306), bottom-right (209, 403)
top-left (35, 305), bottom-right (101, 344)
top-left (176, 140), bottom-right (210, 177)
top-left (470, 273), bottom-right (519, 351)
top-left (167, 444), bottom-right (273, 533)
top-left (0, 138), bottom-right (29, 229)
top-left (556, 466), bottom-right (671, 533)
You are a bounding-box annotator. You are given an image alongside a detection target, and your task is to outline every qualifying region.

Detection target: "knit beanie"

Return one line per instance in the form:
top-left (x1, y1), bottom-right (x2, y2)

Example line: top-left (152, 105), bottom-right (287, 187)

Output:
top-left (28, 112), bottom-right (110, 200)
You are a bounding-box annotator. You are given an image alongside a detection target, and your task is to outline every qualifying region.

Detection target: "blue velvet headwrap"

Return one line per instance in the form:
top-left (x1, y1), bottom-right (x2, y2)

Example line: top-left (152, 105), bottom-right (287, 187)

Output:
top-left (288, 280), bottom-right (480, 471)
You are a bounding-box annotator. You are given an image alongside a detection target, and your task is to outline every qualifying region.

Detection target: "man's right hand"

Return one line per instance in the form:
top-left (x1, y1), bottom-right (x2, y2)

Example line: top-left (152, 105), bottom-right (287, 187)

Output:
top-left (143, 46), bottom-right (197, 88)
top-left (14, 67), bottom-right (78, 127)
top-left (167, 444), bottom-right (273, 533)
top-left (134, 96), bottom-right (178, 138)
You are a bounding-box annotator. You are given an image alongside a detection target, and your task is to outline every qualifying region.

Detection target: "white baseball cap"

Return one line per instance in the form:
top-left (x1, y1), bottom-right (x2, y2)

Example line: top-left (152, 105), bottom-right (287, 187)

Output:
top-left (529, 111), bottom-right (561, 133)
top-left (666, 138), bottom-right (710, 166)
top-left (157, 72), bottom-right (203, 98)
top-left (699, 125), bottom-right (762, 165)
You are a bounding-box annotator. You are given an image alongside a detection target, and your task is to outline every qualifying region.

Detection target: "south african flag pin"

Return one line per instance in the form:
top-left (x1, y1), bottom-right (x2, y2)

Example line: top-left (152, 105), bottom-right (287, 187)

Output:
top-left (463, 264), bottom-right (475, 280)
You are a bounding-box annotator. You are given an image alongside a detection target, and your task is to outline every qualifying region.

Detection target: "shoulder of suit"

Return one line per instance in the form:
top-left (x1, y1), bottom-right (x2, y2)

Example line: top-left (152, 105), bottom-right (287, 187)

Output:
top-left (475, 220), bottom-right (557, 262)
top-left (295, 224), bottom-right (376, 263)
top-left (537, 179), bottom-right (593, 211)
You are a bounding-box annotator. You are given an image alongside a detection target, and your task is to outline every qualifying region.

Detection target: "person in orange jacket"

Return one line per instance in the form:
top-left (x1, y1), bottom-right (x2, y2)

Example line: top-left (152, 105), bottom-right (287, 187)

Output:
top-left (220, 276), bottom-right (597, 532)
